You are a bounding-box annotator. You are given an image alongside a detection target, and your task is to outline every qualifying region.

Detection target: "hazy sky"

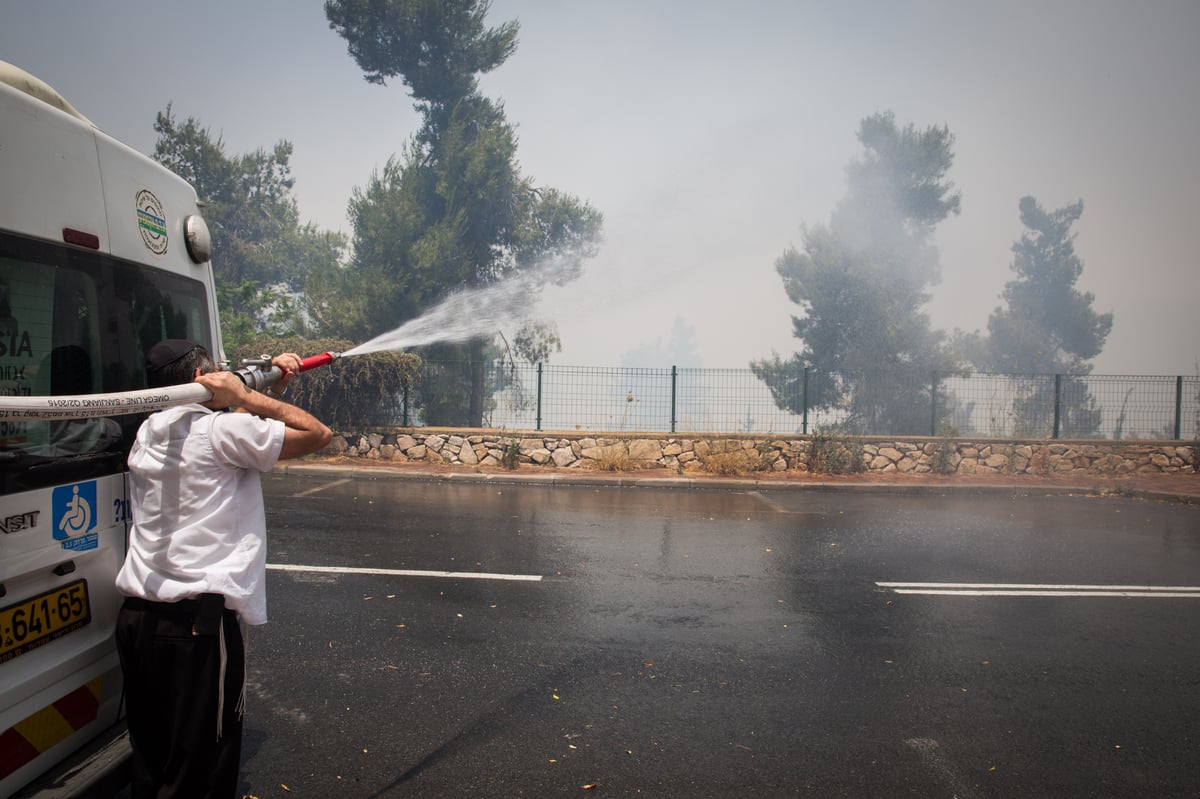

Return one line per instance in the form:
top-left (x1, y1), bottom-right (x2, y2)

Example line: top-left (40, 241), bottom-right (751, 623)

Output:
top-left (4, 1), bottom-right (1198, 374)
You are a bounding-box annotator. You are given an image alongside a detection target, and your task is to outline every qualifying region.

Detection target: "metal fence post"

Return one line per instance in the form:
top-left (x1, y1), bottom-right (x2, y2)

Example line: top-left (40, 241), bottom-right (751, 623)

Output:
top-left (930, 371), bottom-right (939, 436)
top-left (536, 362), bottom-right (543, 431)
top-left (802, 367), bottom-right (809, 435)
top-left (1053, 374), bottom-right (1063, 439)
top-left (670, 365), bottom-right (678, 433)
top-left (1175, 375), bottom-right (1183, 440)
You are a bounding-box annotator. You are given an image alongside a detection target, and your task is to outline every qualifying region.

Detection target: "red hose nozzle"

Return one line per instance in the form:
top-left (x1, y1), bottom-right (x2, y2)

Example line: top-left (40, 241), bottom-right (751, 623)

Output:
top-left (298, 352), bottom-right (340, 372)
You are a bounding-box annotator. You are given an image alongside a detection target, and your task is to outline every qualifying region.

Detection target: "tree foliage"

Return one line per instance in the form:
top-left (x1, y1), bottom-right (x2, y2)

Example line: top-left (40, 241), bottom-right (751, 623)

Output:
top-left (753, 112), bottom-right (964, 434)
top-left (962, 196), bottom-right (1112, 374)
top-left (956, 196), bottom-right (1113, 437)
top-left (151, 107), bottom-right (347, 353)
top-left (325, 0), bottom-right (518, 105)
top-left (324, 0), bottom-right (602, 427)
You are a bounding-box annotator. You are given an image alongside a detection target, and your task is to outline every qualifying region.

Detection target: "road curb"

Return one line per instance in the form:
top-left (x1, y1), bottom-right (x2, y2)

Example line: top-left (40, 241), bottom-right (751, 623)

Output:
top-left (273, 462), bottom-right (1200, 504)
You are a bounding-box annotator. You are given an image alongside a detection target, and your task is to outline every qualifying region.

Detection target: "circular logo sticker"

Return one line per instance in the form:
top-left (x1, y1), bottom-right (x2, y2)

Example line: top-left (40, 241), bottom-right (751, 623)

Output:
top-left (135, 189), bottom-right (168, 255)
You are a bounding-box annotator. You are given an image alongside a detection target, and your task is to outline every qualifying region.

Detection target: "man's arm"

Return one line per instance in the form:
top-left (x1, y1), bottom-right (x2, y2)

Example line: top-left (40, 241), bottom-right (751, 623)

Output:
top-left (196, 366), bottom-right (333, 460)
top-left (233, 389), bottom-right (333, 460)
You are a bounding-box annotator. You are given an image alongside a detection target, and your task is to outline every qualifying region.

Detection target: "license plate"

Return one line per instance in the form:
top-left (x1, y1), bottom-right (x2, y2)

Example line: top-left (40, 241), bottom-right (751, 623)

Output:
top-left (0, 580), bottom-right (91, 664)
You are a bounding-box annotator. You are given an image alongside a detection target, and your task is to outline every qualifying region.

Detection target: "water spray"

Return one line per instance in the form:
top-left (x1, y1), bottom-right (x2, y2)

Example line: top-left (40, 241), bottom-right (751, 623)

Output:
top-left (1, 253), bottom-right (579, 422)
top-left (0, 351), bottom-right (342, 422)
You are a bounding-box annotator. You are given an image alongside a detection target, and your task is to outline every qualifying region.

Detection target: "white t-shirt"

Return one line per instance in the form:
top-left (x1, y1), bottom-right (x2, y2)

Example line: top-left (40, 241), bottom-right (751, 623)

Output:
top-left (116, 404), bottom-right (285, 625)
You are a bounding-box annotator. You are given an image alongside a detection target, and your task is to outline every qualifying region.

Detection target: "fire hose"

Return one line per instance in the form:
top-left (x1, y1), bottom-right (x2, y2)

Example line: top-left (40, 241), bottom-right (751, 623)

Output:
top-left (0, 352), bottom-right (340, 421)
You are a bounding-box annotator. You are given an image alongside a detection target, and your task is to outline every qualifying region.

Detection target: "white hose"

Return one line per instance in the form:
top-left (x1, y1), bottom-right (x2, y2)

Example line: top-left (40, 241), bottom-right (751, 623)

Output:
top-left (0, 361), bottom-right (297, 422)
top-left (0, 383), bottom-right (215, 421)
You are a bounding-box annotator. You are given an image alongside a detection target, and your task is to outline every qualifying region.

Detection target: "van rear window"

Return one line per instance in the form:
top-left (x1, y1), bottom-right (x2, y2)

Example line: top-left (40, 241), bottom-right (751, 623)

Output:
top-left (0, 232), bottom-right (212, 493)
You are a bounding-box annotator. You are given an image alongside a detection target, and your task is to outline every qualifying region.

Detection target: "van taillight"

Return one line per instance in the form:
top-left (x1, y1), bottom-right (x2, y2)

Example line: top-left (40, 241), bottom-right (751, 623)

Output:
top-left (62, 227), bottom-right (100, 249)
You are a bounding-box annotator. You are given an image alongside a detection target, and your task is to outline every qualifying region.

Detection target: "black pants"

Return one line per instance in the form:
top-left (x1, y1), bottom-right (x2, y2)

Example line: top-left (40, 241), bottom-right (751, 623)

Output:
top-left (115, 596), bottom-right (245, 799)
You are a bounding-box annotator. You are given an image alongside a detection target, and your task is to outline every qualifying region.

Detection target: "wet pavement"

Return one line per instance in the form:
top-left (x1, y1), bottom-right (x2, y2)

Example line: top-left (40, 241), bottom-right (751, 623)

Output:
top-left (216, 471), bottom-right (1200, 798)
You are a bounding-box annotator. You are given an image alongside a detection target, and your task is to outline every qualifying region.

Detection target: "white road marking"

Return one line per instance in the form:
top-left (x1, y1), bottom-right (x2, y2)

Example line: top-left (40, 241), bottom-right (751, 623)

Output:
top-left (290, 478), bottom-right (352, 497)
top-left (877, 581), bottom-right (1200, 598)
top-left (267, 563), bottom-right (543, 582)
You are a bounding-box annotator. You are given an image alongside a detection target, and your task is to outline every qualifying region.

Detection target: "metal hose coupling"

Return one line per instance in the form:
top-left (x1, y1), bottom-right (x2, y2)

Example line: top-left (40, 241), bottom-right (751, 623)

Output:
top-left (234, 352), bottom-right (342, 392)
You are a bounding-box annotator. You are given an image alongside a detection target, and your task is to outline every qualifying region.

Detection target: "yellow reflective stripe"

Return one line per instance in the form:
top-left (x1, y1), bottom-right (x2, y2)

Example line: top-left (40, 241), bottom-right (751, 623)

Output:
top-left (12, 704), bottom-right (74, 753)
top-left (10, 677), bottom-right (105, 754)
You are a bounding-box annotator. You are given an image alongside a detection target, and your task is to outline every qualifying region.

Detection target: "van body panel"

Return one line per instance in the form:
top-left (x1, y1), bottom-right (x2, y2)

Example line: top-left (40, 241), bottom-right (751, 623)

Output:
top-left (0, 61), bottom-right (222, 798)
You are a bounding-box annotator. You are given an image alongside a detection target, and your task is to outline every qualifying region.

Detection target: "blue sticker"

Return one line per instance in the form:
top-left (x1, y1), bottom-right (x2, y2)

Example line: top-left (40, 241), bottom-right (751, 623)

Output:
top-left (61, 532), bottom-right (98, 552)
top-left (52, 481), bottom-right (98, 551)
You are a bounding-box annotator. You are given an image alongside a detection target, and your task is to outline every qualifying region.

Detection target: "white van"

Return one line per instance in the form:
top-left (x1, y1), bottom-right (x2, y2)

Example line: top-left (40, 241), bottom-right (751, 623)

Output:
top-left (0, 62), bottom-right (222, 798)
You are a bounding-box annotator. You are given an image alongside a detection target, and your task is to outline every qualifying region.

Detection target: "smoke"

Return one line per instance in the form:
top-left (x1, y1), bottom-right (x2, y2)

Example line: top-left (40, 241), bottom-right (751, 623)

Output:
top-left (341, 254), bottom-right (584, 357)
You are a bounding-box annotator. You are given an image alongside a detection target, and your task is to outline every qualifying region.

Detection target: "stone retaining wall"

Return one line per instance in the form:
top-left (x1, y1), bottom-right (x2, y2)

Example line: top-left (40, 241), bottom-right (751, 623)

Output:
top-left (322, 429), bottom-right (1197, 477)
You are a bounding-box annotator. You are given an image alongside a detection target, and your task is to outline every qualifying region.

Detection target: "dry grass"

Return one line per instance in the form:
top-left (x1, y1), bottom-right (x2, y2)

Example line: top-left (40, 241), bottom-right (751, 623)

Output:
top-left (700, 447), bottom-right (768, 476)
top-left (588, 447), bottom-right (636, 472)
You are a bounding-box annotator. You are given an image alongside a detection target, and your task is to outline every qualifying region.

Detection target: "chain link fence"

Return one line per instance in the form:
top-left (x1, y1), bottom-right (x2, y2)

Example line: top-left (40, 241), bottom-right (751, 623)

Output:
top-left (374, 362), bottom-right (1200, 440)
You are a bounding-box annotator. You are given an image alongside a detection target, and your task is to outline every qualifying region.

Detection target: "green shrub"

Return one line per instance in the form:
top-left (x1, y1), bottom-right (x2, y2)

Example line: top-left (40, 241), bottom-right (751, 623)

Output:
top-left (807, 426), bottom-right (864, 475)
top-left (934, 423), bottom-right (959, 475)
top-left (500, 438), bottom-right (521, 470)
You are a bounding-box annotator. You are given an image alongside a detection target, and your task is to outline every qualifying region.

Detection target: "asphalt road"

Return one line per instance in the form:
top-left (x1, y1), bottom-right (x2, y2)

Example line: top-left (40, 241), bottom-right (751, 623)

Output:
top-left (171, 475), bottom-right (1200, 796)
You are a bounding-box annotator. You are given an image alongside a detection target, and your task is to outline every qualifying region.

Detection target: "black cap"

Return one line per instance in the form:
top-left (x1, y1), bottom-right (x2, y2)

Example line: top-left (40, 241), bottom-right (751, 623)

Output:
top-left (146, 339), bottom-right (200, 374)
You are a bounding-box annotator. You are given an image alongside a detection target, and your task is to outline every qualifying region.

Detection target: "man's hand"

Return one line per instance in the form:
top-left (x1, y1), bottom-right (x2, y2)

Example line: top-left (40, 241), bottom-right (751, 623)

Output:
top-left (195, 369), bottom-right (250, 410)
top-left (270, 353), bottom-right (302, 395)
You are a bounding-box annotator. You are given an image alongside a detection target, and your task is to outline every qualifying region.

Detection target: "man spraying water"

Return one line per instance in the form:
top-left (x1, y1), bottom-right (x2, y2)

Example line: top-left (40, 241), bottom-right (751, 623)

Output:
top-left (114, 339), bottom-right (331, 798)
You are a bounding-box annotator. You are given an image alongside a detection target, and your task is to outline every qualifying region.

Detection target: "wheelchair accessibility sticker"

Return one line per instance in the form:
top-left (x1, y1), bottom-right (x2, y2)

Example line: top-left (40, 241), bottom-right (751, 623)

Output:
top-left (53, 481), bottom-right (98, 552)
